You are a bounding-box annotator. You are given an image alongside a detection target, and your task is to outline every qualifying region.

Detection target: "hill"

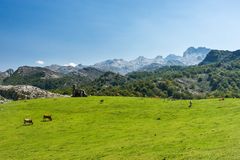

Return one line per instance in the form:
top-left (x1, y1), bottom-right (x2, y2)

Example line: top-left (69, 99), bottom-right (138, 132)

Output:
top-left (3, 66), bottom-right (65, 90)
top-left (1, 97), bottom-right (240, 159)
top-left (200, 50), bottom-right (240, 65)
top-left (3, 66), bottom-right (104, 91)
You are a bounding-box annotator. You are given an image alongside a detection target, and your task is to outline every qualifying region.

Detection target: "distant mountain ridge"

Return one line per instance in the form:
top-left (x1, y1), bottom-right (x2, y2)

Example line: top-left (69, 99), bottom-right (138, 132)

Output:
top-left (92, 47), bottom-right (210, 74)
top-left (43, 47), bottom-right (210, 75)
top-left (45, 64), bottom-right (86, 74)
top-left (0, 47), bottom-right (211, 76)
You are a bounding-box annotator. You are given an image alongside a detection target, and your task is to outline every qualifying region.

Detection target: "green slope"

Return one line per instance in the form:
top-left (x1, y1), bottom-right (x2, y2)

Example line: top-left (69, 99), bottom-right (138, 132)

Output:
top-left (1, 97), bottom-right (240, 159)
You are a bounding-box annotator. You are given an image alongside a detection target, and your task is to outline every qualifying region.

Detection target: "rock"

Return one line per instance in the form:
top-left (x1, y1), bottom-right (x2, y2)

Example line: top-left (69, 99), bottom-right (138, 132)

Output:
top-left (0, 95), bottom-right (9, 104)
top-left (72, 85), bottom-right (88, 97)
top-left (0, 85), bottom-right (65, 100)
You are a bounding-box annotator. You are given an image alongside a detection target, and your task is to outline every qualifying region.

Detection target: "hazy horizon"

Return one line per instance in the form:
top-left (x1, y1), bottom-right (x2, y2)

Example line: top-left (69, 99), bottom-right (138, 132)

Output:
top-left (1, 0), bottom-right (240, 70)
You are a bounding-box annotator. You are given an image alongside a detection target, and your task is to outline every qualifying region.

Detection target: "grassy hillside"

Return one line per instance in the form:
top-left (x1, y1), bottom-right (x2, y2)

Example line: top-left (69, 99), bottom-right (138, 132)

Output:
top-left (1, 97), bottom-right (240, 159)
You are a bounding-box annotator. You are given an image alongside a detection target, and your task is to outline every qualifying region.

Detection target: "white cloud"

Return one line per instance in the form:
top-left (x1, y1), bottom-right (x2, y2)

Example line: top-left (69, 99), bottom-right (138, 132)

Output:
top-left (36, 60), bottom-right (44, 65)
top-left (64, 62), bottom-right (77, 67)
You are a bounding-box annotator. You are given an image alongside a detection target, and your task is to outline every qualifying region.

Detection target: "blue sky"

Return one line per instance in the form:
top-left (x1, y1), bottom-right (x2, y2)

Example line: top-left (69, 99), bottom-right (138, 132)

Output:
top-left (1, 0), bottom-right (240, 70)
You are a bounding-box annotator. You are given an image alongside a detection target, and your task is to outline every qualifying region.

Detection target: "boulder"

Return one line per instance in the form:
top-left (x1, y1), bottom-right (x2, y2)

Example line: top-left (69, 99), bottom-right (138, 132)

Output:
top-left (0, 85), bottom-right (65, 100)
top-left (0, 95), bottom-right (9, 104)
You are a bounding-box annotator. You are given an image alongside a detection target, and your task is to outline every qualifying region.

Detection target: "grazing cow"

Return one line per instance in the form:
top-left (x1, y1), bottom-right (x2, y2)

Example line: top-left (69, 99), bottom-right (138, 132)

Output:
top-left (188, 101), bottom-right (192, 108)
top-left (43, 114), bottom-right (52, 121)
top-left (72, 85), bottom-right (88, 97)
top-left (24, 118), bottom-right (33, 125)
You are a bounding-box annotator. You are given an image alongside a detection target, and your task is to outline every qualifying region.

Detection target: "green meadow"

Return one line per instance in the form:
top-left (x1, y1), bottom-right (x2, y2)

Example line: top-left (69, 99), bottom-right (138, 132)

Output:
top-left (1, 97), bottom-right (240, 160)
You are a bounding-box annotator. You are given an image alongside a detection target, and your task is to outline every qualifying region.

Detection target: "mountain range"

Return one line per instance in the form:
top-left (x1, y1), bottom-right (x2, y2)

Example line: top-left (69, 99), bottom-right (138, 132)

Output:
top-left (0, 47), bottom-right (210, 76)
top-left (45, 47), bottom-right (211, 75)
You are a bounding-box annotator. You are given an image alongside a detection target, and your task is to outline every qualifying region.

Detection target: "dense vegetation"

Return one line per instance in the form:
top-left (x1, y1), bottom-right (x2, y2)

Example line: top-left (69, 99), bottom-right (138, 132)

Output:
top-left (81, 60), bottom-right (240, 99)
top-left (1, 97), bottom-right (240, 159)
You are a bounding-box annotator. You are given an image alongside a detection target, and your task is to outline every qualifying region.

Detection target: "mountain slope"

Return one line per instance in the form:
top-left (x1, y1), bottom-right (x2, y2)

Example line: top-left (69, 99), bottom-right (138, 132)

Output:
top-left (13, 66), bottom-right (61, 79)
top-left (200, 50), bottom-right (240, 65)
top-left (0, 69), bottom-right (14, 84)
top-left (2, 66), bottom-right (64, 89)
top-left (92, 59), bottom-right (133, 74)
top-left (2, 66), bottom-right (105, 91)
top-left (73, 67), bottom-right (105, 80)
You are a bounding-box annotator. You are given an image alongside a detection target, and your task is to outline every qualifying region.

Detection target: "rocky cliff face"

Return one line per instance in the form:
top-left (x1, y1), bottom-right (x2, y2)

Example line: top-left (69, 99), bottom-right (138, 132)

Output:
top-left (0, 85), bottom-right (64, 100)
top-left (182, 47), bottom-right (211, 65)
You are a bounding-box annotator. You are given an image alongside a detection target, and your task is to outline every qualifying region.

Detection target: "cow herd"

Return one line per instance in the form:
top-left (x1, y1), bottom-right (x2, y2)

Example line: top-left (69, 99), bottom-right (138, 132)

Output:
top-left (23, 99), bottom-right (195, 126)
top-left (23, 114), bottom-right (52, 126)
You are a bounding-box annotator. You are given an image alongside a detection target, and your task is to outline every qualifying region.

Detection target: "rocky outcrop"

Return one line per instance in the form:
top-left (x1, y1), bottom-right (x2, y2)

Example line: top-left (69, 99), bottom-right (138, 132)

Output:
top-left (0, 85), bottom-right (64, 100)
top-left (0, 95), bottom-right (9, 104)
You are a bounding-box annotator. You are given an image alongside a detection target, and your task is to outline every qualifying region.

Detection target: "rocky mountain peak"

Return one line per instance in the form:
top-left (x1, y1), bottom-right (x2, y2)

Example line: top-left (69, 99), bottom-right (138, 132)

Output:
top-left (0, 68), bottom-right (14, 79)
top-left (183, 47), bottom-right (210, 58)
top-left (182, 47), bottom-right (211, 65)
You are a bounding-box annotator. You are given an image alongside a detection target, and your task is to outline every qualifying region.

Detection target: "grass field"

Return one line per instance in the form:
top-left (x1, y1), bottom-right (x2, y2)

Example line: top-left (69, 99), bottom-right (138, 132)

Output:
top-left (1, 97), bottom-right (240, 160)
